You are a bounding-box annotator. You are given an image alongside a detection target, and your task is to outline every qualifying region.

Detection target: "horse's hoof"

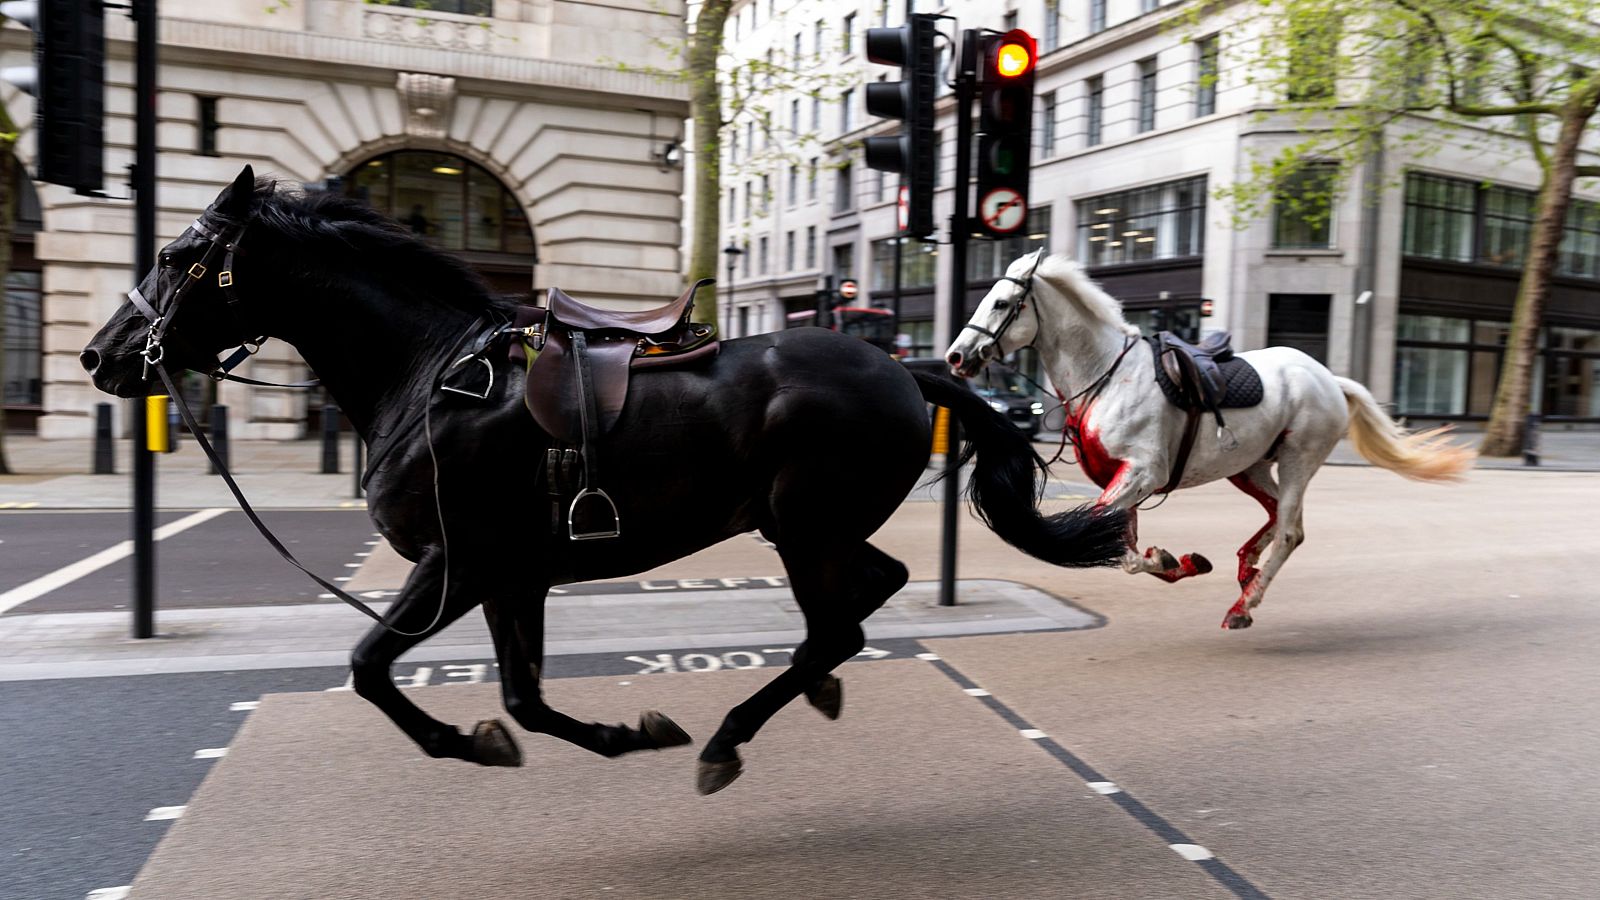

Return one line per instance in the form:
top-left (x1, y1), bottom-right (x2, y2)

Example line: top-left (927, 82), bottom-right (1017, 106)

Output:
top-left (696, 757), bottom-right (744, 795)
top-left (640, 710), bottom-right (692, 749)
top-left (806, 675), bottom-right (843, 720)
top-left (1222, 612), bottom-right (1254, 630)
top-left (471, 719), bottom-right (523, 767)
top-left (1187, 554), bottom-right (1213, 576)
top-left (1150, 548), bottom-right (1180, 570)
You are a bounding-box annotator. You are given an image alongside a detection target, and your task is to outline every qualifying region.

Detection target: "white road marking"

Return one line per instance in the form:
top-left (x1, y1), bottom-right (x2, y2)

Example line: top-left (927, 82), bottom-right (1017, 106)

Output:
top-left (354, 552), bottom-right (371, 557)
top-left (1169, 843), bottom-right (1214, 861)
top-left (364, 540), bottom-right (380, 546)
top-left (193, 748), bottom-right (228, 759)
top-left (963, 688), bottom-right (991, 697)
top-left (915, 652), bottom-right (941, 661)
top-left (1019, 728), bottom-right (1047, 740)
top-left (318, 593), bottom-right (335, 599)
top-left (144, 806), bottom-right (186, 821)
top-left (0, 508), bottom-right (229, 615)
top-left (85, 888), bottom-right (131, 900)
top-left (343, 563), bottom-right (362, 568)
top-left (229, 701), bottom-right (259, 711)
top-left (1087, 781), bottom-right (1122, 795)
top-left (333, 576), bottom-right (352, 582)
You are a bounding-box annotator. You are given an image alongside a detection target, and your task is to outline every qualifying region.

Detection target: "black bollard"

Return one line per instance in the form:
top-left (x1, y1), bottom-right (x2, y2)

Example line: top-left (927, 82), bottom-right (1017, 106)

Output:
top-left (321, 404), bottom-right (340, 474)
top-left (209, 404), bottom-right (230, 474)
top-left (352, 429), bottom-right (364, 500)
top-left (93, 403), bottom-right (115, 474)
top-left (1522, 412), bottom-right (1541, 467)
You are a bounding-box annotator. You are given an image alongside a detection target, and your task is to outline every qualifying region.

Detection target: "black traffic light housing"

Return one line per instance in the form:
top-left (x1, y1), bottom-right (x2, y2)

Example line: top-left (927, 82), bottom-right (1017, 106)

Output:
top-left (976, 29), bottom-right (1036, 237)
top-left (2, 0), bottom-right (105, 195)
top-left (863, 14), bottom-right (938, 238)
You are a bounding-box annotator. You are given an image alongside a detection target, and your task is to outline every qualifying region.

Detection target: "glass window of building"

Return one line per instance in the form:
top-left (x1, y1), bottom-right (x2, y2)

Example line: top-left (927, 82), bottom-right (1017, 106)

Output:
top-left (1402, 173), bottom-right (1475, 262)
top-left (842, 13), bottom-right (855, 55)
top-left (1272, 162), bottom-right (1339, 249)
top-left (833, 243), bottom-right (855, 282)
top-left (840, 88), bottom-right (854, 132)
top-left (971, 206), bottom-right (1051, 282)
top-left (759, 236), bottom-right (769, 274)
top-left (785, 230), bottom-right (795, 270)
top-left (1137, 58), bottom-right (1158, 132)
top-left (1195, 36), bottom-right (1218, 117)
top-left (3, 271), bottom-right (41, 408)
top-left (871, 237), bottom-right (939, 291)
top-left (805, 226), bottom-right (817, 268)
top-left (1041, 92), bottom-right (1057, 157)
top-left (391, 0), bottom-right (490, 14)
top-left (834, 161), bottom-right (855, 213)
top-left (808, 158), bottom-right (819, 201)
top-left (1077, 177), bottom-right (1206, 266)
top-left (1394, 313), bottom-right (1600, 419)
top-left (347, 151), bottom-right (533, 257)
top-left (1562, 199), bottom-right (1600, 279)
top-left (1086, 76), bottom-right (1104, 147)
top-left (1287, 10), bottom-right (1340, 101)
top-left (1480, 185), bottom-right (1536, 267)
top-left (1090, 0), bottom-right (1106, 34)
top-left (1044, 1), bottom-right (1060, 52)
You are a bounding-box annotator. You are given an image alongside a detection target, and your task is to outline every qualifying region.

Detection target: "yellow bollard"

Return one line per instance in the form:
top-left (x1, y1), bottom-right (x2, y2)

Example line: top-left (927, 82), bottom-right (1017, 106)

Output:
top-left (931, 406), bottom-right (950, 455)
top-left (146, 395), bottom-right (170, 453)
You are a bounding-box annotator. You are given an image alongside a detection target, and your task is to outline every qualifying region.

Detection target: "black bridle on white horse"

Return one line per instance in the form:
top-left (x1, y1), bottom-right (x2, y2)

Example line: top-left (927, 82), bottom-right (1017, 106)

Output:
top-left (959, 248), bottom-right (1046, 361)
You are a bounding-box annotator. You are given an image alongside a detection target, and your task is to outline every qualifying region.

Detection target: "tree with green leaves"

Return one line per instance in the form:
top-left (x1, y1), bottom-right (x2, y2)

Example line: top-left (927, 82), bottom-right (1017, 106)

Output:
top-left (1203, 0), bottom-right (1600, 456)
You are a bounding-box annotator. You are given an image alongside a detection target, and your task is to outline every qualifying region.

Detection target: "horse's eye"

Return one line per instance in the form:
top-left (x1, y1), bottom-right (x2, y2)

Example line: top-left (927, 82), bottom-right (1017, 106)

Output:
top-left (993, 300), bottom-right (1010, 310)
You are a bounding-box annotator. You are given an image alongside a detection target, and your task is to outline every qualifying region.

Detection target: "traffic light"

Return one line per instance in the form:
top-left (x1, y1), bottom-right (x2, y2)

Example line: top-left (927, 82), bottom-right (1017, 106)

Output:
top-left (976, 29), bottom-right (1036, 238)
top-left (863, 14), bottom-right (938, 238)
top-left (0, 0), bottom-right (105, 195)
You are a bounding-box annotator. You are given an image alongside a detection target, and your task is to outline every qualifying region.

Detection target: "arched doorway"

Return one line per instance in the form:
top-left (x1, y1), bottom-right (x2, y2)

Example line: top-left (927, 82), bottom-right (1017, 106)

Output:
top-left (344, 150), bottom-right (536, 296)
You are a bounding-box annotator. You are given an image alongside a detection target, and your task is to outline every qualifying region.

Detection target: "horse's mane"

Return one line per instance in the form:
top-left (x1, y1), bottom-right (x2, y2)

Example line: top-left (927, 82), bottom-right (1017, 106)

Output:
top-left (239, 179), bottom-right (511, 316)
top-left (1033, 254), bottom-right (1141, 338)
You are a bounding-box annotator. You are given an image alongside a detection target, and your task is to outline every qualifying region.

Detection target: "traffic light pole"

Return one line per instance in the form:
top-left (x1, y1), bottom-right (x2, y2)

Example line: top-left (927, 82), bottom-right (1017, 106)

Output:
top-left (939, 29), bottom-right (977, 608)
top-left (131, 0), bottom-right (158, 639)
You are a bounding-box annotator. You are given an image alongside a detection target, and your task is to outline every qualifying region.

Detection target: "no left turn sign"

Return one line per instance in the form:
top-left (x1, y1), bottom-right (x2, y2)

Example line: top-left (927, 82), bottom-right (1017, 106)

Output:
top-left (980, 188), bottom-right (1027, 234)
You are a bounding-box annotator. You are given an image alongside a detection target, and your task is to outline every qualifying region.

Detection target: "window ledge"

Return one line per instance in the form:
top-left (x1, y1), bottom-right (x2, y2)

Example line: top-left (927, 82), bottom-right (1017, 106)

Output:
top-left (1265, 248), bottom-right (1342, 257)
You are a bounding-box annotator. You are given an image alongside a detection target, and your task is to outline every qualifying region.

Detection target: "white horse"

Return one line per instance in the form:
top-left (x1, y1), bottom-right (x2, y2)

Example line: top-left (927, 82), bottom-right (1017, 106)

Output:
top-left (946, 251), bottom-right (1474, 629)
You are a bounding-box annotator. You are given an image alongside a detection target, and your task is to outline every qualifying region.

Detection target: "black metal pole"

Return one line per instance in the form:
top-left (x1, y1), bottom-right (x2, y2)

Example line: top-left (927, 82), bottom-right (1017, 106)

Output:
top-left (939, 29), bottom-right (976, 608)
top-left (320, 405), bottom-right (340, 474)
top-left (131, 0), bottom-right (158, 639)
top-left (891, 228), bottom-right (904, 344)
top-left (93, 402), bottom-right (114, 474)
top-left (352, 429), bottom-right (364, 499)
top-left (208, 404), bottom-right (229, 474)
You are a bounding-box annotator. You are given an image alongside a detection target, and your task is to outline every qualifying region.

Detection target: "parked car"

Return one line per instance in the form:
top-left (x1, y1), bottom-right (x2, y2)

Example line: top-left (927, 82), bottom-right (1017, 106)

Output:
top-left (900, 357), bottom-right (1044, 437)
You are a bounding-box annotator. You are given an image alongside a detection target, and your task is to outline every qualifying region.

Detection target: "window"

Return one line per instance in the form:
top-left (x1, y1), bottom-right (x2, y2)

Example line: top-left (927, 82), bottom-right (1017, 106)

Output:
top-left (790, 98), bottom-right (800, 133)
top-left (1141, 0), bottom-right (1158, 12)
top-left (728, 187), bottom-right (736, 223)
top-left (1268, 295), bottom-right (1331, 364)
top-left (1041, 91), bottom-right (1057, 156)
top-left (758, 236), bottom-right (769, 274)
top-left (1086, 76), bottom-right (1104, 146)
top-left (3, 271), bottom-right (41, 407)
top-left (874, 169), bottom-right (886, 204)
top-left (833, 243), bottom-right (856, 282)
top-left (1272, 162), bottom-right (1339, 249)
top-left (391, 0), bottom-right (490, 14)
top-left (741, 239), bottom-right (751, 277)
top-left (872, 238), bottom-right (940, 291)
top-left (1481, 185), bottom-right (1535, 268)
top-left (1287, 10), bottom-right (1340, 101)
top-left (197, 96), bottom-right (219, 157)
top-left (785, 230), bottom-right (796, 270)
top-left (787, 165), bottom-right (798, 207)
top-left (749, 2), bottom-right (757, 28)
top-left (840, 88), bottom-right (855, 132)
top-left (842, 13), bottom-right (855, 55)
top-left (811, 94), bottom-right (822, 131)
top-left (1138, 57), bottom-right (1158, 132)
top-left (1402, 173), bottom-right (1475, 262)
top-left (805, 226), bottom-right (817, 268)
top-left (834, 161), bottom-right (855, 213)
top-left (807, 157), bottom-right (819, 201)
top-left (971, 206), bottom-right (1051, 282)
top-left (1076, 176), bottom-right (1207, 266)
top-left (793, 32), bottom-right (802, 63)
top-left (347, 150), bottom-right (533, 256)
top-left (730, 129), bottom-right (739, 164)
top-left (931, 130), bottom-right (942, 188)
top-left (1090, 0), bottom-right (1106, 34)
top-left (1003, 11), bottom-right (1018, 31)
top-left (1395, 313), bottom-right (1600, 419)
top-left (1562, 198), bottom-right (1600, 279)
top-left (878, 0), bottom-right (889, 27)
top-left (760, 174), bottom-right (771, 215)
top-left (815, 19), bottom-right (825, 58)
top-left (1044, 1), bottom-right (1060, 53)
top-left (745, 122), bottom-right (754, 157)
top-left (1195, 36), bottom-right (1218, 117)
top-left (743, 180), bottom-right (752, 219)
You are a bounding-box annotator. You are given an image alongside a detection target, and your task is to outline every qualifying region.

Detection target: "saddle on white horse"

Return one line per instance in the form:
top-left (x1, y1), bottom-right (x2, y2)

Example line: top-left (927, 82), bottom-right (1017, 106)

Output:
top-left (1146, 331), bottom-right (1265, 492)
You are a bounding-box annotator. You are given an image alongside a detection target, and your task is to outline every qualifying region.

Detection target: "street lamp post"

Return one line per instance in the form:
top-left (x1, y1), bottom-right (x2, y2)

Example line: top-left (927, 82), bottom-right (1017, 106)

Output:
top-left (722, 243), bottom-right (743, 336)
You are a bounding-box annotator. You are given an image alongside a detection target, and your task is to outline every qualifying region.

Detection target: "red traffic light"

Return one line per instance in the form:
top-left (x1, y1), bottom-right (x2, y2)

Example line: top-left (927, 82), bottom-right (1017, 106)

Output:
top-left (987, 30), bottom-right (1036, 79)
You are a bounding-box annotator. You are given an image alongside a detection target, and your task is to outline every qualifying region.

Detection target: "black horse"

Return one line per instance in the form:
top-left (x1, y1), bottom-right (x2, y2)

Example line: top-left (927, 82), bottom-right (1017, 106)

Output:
top-left (81, 167), bottom-right (1127, 794)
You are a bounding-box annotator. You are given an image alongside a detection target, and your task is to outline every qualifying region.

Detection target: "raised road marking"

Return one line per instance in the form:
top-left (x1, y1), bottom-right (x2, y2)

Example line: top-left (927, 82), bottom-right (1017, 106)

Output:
top-left (144, 806), bottom-right (186, 822)
top-left (193, 748), bottom-right (228, 759)
top-left (85, 888), bottom-right (130, 900)
top-left (229, 701), bottom-right (259, 711)
top-left (915, 644), bottom-right (1269, 900)
top-left (0, 508), bottom-right (229, 615)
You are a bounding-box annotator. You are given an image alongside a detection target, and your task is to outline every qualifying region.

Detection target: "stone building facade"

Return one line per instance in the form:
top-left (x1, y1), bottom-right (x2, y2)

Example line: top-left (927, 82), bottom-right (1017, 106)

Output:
top-left (2, 0), bottom-right (689, 438)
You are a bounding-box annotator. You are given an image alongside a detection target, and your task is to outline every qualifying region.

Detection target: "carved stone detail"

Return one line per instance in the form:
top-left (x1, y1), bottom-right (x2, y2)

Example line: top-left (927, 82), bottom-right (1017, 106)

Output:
top-left (396, 72), bottom-right (458, 140)
top-left (364, 9), bottom-right (493, 52)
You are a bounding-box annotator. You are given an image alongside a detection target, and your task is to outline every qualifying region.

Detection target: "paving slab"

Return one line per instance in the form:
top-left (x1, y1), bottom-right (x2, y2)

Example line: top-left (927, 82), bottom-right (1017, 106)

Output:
top-left (129, 661), bottom-right (1229, 899)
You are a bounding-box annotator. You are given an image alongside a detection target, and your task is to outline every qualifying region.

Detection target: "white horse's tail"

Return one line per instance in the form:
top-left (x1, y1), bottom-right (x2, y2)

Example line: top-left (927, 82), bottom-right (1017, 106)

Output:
top-left (1335, 377), bottom-right (1475, 481)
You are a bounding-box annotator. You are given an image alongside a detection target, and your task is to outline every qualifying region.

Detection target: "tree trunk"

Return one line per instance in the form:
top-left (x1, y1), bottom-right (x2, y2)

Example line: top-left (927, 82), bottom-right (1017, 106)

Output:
top-left (686, 0), bottom-right (731, 328)
top-left (1480, 87), bottom-right (1600, 457)
top-left (0, 146), bottom-right (15, 475)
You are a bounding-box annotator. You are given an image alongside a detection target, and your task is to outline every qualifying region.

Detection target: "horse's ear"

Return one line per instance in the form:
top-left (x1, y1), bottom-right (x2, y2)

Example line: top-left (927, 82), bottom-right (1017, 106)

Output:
top-left (211, 165), bottom-right (256, 218)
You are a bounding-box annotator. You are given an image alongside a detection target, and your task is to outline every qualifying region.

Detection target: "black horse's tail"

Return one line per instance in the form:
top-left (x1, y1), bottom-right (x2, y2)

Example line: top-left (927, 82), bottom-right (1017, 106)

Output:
top-left (912, 370), bottom-right (1128, 568)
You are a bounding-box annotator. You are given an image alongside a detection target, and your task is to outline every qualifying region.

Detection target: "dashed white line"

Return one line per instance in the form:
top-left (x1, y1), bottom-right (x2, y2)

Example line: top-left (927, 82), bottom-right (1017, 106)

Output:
top-left (144, 805), bottom-right (186, 822)
top-left (85, 888), bottom-right (130, 900)
top-left (963, 687), bottom-right (991, 697)
top-left (354, 552), bottom-right (371, 557)
top-left (193, 748), bottom-right (228, 759)
top-left (1087, 781), bottom-right (1123, 795)
top-left (915, 652), bottom-right (941, 661)
top-left (229, 701), bottom-right (259, 711)
top-left (343, 563), bottom-right (362, 568)
top-left (1169, 843), bottom-right (1215, 861)
top-left (364, 540), bottom-right (381, 546)
top-left (1019, 728), bottom-right (1047, 740)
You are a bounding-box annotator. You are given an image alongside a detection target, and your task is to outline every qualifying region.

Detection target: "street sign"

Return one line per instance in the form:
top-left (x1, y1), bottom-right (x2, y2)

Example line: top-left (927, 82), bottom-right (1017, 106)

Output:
top-left (839, 279), bottom-right (859, 301)
top-left (979, 187), bottom-right (1027, 234)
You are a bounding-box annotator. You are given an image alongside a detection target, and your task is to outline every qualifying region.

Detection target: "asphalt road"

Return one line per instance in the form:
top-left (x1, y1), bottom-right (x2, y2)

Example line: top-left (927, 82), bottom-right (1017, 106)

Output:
top-left (0, 510), bottom-right (378, 614)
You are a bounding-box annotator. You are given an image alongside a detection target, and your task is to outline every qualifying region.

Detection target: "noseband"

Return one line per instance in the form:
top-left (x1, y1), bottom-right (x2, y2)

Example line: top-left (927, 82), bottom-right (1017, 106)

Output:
top-left (960, 249), bottom-right (1046, 362)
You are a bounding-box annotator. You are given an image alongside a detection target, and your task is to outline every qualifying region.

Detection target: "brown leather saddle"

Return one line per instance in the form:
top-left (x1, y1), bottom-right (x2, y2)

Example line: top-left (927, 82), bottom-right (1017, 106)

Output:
top-left (1146, 331), bottom-right (1263, 493)
top-left (510, 279), bottom-right (718, 540)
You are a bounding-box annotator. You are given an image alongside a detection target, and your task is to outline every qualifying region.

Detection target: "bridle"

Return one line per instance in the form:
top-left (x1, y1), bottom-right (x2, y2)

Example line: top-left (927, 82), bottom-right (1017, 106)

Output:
top-left (127, 214), bottom-right (316, 389)
top-left (959, 247), bottom-right (1047, 364)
